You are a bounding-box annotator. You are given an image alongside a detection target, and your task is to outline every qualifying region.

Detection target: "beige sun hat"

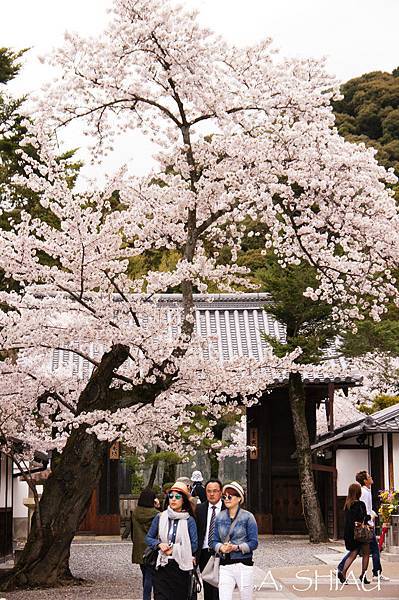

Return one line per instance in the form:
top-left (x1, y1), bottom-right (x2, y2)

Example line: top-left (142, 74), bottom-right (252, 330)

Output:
top-left (170, 481), bottom-right (191, 497)
top-left (223, 481), bottom-right (245, 504)
top-left (176, 476), bottom-right (192, 488)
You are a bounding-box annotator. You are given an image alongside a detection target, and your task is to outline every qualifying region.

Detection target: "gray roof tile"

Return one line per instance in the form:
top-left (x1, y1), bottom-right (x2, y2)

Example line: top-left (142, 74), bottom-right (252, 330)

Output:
top-left (51, 293), bottom-right (360, 386)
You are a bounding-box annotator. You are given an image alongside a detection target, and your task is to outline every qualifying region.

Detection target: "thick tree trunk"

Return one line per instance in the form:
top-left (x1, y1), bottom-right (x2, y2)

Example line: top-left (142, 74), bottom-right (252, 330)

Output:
top-left (1, 430), bottom-right (106, 590)
top-left (148, 461), bottom-right (158, 489)
top-left (147, 446), bottom-right (161, 489)
top-left (0, 344), bottom-right (130, 591)
top-left (162, 461), bottom-right (177, 485)
top-left (209, 451), bottom-right (219, 479)
top-left (208, 420), bottom-right (227, 479)
top-left (288, 371), bottom-right (328, 543)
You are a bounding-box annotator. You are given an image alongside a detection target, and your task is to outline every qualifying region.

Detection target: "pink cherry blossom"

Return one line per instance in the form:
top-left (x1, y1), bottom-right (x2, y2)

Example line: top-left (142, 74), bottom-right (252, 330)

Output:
top-left (1, 0), bottom-right (398, 461)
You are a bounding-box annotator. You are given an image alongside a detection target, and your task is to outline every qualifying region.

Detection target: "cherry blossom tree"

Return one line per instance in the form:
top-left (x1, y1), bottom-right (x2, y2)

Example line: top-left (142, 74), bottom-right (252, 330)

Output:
top-left (1, 0), bottom-right (399, 588)
top-left (0, 127), bottom-right (293, 589)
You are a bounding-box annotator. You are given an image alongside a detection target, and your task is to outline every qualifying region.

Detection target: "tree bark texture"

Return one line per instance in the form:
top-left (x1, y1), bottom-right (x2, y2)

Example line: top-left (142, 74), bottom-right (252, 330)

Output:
top-left (209, 451), bottom-right (219, 479)
top-left (288, 371), bottom-right (329, 543)
top-left (0, 344), bottom-right (130, 591)
top-left (147, 446), bottom-right (161, 489)
top-left (162, 461), bottom-right (177, 485)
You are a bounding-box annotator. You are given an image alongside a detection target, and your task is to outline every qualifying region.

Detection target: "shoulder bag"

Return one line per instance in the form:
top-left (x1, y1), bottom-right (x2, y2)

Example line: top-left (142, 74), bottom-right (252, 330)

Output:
top-left (188, 567), bottom-right (202, 600)
top-left (142, 545), bottom-right (158, 568)
top-left (354, 522), bottom-right (373, 543)
top-left (201, 515), bottom-right (239, 588)
top-left (142, 512), bottom-right (162, 567)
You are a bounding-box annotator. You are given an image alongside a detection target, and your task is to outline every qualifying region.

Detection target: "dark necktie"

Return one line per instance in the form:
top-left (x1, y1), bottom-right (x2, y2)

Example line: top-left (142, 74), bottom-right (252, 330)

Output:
top-left (208, 505), bottom-right (217, 547)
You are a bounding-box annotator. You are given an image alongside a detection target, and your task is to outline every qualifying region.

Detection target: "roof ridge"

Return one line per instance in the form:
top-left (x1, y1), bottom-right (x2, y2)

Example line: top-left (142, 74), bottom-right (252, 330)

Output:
top-left (369, 401), bottom-right (399, 421)
top-left (159, 292), bottom-right (271, 301)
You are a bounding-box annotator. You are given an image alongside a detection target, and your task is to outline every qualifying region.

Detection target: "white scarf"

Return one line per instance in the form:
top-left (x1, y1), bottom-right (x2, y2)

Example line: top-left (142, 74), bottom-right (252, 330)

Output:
top-left (156, 507), bottom-right (193, 571)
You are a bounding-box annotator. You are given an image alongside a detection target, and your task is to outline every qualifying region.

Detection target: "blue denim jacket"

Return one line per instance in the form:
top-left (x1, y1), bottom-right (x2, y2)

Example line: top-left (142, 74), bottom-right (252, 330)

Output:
top-left (145, 512), bottom-right (198, 555)
top-left (210, 507), bottom-right (258, 559)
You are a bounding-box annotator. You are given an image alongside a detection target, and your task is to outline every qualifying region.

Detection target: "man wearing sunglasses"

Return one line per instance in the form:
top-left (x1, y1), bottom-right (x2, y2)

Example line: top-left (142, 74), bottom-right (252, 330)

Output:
top-left (196, 479), bottom-right (226, 600)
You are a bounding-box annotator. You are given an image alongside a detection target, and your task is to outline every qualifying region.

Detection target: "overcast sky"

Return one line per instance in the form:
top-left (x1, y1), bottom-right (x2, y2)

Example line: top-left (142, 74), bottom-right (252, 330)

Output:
top-left (1, 0), bottom-right (398, 179)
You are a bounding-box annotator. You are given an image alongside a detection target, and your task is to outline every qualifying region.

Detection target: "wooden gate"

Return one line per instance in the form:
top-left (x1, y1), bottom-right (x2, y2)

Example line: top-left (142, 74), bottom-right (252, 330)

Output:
top-left (271, 477), bottom-right (307, 534)
top-left (78, 447), bottom-right (120, 536)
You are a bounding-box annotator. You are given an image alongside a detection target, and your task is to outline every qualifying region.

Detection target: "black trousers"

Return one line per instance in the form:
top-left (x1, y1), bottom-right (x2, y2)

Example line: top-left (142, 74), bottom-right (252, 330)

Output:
top-left (154, 560), bottom-right (191, 600)
top-left (199, 550), bottom-right (220, 600)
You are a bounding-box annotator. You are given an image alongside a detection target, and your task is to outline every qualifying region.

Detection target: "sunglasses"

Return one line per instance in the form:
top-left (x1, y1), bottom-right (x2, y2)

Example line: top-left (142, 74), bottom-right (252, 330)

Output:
top-left (222, 493), bottom-right (239, 501)
top-left (168, 492), bottom-right (183, 500)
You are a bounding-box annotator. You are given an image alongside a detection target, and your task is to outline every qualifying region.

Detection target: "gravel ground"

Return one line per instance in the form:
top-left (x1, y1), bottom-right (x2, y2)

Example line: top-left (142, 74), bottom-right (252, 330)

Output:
top-left (1, 536), bottom-right (334, 599)
top-left (254, 536), bottom-right (333, 570)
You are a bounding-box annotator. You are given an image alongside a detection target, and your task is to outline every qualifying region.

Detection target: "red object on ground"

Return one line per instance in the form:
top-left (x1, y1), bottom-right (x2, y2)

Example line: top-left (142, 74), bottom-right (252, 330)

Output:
top-left (379, 525), bottom-right (389, 551)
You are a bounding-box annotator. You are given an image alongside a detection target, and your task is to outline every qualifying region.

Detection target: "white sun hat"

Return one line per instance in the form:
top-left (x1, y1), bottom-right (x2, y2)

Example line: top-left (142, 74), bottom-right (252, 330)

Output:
top-left (191, 470), bottom-right (204, 482)
top-left (223, 481), bottom-right (245, 504)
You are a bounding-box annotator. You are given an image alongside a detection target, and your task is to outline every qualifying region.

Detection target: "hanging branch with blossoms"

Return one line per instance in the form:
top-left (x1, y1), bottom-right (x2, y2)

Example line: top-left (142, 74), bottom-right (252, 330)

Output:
top-left (35, 0), bottom-right (399, 322)
top-left (217, 415), bottom-right (256, 462)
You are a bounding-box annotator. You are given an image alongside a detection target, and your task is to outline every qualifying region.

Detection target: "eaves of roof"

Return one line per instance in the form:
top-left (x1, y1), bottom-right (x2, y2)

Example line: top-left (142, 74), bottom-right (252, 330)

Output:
top-left (312, 404), bottom-right (399, 451)
top-left (49, 292), bottom-right (360, 386)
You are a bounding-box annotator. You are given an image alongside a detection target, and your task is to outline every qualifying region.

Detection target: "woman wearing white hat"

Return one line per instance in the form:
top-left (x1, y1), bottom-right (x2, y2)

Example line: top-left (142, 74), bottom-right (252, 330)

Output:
top-left (145, 481), bottom-right (198, 600)
top-left (210, 481), bottom-right (258, 600)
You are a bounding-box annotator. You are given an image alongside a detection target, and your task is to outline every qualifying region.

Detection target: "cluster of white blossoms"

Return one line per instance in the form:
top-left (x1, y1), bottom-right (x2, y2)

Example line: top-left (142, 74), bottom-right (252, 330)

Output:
top-left (1, 0), bottom-right (399, 459)
top-left (217, 416), bottom-right (254, 461)
top-left (346, 352), bottom-right (399, 407)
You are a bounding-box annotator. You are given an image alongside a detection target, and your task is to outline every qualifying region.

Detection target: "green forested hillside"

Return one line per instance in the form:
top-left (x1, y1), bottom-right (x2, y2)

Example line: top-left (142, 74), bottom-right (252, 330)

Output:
top-left (333, 67), bottom-right (399, 177)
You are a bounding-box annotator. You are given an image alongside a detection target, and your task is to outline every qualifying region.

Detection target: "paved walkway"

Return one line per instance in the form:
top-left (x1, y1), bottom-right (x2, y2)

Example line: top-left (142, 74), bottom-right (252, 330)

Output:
top-left (251, 563), bottom-right (399, 599)
top-left (0, 537), bottom-right (398, 599)
top-left (250, 544), bottom-right (399, 600)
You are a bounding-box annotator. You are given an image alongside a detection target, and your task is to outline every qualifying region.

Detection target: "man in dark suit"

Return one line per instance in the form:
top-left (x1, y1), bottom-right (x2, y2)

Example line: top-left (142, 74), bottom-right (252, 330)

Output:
top-left (196, 478), bottom-right (225, 600)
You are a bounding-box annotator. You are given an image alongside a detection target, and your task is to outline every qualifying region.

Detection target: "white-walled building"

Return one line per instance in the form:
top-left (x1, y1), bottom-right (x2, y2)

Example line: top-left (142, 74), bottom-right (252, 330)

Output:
top-left (12, 473), bottom-right (29, 540)
top-left (312, 403), bottom-right (399, 536)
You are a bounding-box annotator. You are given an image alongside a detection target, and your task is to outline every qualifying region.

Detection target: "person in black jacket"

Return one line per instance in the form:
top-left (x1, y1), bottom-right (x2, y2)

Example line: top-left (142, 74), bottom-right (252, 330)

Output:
top-left (196, 479), bottom-right (225, 600)
top-left (191, 471), bottom-right (207, 503)
top-left (122, 488), bottom-right (159, 600)
top-left (339, 482), bottom-right (371, 584)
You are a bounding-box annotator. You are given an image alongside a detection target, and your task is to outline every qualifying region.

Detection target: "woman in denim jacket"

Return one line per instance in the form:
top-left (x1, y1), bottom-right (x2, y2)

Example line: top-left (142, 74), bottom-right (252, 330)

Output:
top-left (209, 481), bottom-right (258, 600)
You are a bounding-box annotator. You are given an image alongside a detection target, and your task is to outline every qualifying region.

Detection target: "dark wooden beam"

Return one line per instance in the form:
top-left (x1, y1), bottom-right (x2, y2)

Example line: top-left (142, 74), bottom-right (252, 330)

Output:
top-left (312, 463), bottom-right (337, 473)
top-left (332, 449), bottom-right (338, 540)
top-left (335, 444), bottom-right (372, 450)
top-left (388, 433), bottom-right (394, 488)
top-left (328, 383), bottom-right (335, 432)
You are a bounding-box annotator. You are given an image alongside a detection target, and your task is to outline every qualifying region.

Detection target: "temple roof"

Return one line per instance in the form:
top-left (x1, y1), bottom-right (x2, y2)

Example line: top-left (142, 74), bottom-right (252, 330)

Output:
top-left (51, 293), bottom-right (360, 386)
top-left (312, 402), bottom-right (399, 450)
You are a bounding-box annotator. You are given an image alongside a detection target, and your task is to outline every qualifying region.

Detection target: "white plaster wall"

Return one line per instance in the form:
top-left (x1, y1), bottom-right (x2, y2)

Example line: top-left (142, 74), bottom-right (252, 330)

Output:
top-left (13, 477), bottom-right (29, 518)
top-left (0, 454), bottom-right (13, 508)
top-left (383, 434), bottom-right (389, 488)
top-left (336, 448), bottom-right (369, 495)
top-left (393, 433), bottom-right (399, 489)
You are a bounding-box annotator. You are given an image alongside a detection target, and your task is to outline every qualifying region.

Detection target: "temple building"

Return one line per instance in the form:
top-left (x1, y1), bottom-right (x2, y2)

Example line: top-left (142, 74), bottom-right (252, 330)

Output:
top-left (49, 293), bottom-right (363, 536)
